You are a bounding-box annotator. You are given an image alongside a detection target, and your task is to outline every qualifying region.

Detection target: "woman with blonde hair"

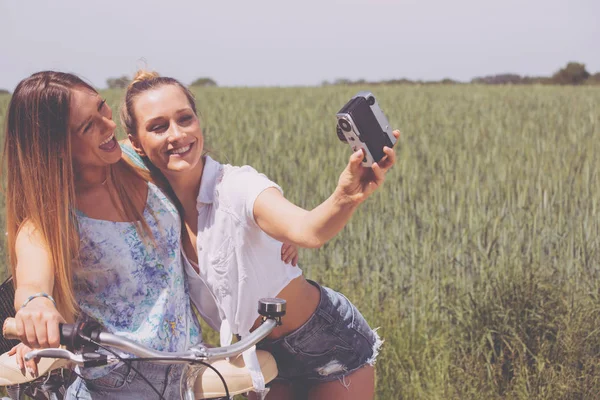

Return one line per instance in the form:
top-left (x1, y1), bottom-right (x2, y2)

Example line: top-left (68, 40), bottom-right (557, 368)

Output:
top-left (4, 71), bottom-right (202, 399)
top-left (122, 70), bottom-right (399, 399)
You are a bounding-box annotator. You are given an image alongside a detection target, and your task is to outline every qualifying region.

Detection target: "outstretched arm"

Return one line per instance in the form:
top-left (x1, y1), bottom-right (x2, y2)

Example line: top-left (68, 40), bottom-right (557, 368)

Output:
top-left (254, 130), bottom-right (400, 248)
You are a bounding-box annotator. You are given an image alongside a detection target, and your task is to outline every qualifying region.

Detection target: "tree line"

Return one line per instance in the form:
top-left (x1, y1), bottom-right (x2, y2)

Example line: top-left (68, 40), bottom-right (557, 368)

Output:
top-left (323, 62), bottom-right (600, 86)
top-left (101, 62), bottom-right (600, 90)
top-left (0, 62), bottom-right (598, 94)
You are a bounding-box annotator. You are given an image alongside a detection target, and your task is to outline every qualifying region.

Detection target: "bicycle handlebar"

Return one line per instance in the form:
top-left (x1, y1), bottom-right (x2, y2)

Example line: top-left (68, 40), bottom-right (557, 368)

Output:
top-left (2, 298), bottom-right (286, 365)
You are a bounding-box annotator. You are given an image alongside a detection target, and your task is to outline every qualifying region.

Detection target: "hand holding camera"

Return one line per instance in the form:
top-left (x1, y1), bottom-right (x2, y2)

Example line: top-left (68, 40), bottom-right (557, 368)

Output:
top-left (335, 130), bottom-right (399, 205)
top-left (334, 91), bottom-right (400, 205)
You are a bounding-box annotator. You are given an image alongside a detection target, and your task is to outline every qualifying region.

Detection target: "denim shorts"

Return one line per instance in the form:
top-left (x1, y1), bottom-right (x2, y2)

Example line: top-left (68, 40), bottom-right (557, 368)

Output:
top-left (257, 280), bottom-right (382, 383)
top-left (64, 361), bottom-right (184, 399)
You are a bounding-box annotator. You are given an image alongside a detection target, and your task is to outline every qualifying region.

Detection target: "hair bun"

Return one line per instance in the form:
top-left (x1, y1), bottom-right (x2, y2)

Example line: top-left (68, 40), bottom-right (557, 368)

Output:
top-left (129, 70), bottom-right (160, 88)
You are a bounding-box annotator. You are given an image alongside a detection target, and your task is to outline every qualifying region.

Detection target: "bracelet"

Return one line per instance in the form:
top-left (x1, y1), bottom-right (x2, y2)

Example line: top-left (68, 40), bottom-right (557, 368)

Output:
top-left (20, 292), bottom-right (57, 309)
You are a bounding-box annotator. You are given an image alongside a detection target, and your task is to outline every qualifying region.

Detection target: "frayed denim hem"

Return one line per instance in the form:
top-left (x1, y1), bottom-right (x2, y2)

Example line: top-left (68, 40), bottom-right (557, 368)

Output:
top-left (366, 327), bottom-right (384, 366)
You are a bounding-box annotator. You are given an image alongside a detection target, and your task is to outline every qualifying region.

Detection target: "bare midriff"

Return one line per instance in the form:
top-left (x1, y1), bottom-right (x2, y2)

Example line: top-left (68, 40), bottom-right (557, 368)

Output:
top-left (250, 275), bottom-right (320, 339)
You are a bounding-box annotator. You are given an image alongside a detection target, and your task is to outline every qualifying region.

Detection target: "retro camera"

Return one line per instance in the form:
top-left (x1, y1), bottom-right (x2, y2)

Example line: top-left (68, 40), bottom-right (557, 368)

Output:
top-left (336, 91), bottom-right (396, 167)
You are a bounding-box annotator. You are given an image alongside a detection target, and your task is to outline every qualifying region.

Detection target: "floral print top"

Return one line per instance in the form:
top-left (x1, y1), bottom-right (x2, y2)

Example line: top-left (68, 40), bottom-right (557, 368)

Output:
top-left (73, 180), bottom-right (201, 377)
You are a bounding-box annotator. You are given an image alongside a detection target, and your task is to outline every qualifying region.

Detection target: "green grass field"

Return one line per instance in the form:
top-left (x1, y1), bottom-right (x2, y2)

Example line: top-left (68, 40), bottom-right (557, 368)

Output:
top-left (1, 84), bottom-right (599, 399)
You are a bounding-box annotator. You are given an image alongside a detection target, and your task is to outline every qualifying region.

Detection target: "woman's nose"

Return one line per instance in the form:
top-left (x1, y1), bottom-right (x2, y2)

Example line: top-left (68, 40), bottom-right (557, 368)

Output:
top-left (103, 116), bottom-right (117, 131)
top-left (169, 125), bottom-right (184, 141)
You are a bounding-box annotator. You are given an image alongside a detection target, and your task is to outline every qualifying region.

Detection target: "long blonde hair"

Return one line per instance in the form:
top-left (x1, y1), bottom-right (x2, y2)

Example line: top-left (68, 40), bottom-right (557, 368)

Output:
top-left (3, 71), bottom-right (150, 321)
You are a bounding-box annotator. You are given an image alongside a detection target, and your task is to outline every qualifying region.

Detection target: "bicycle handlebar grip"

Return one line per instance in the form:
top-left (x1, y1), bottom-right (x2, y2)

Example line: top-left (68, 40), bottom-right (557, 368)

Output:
top-left (60, 323), bottom-right (76, 347)
top-left (2, 317), bottom-right (70, 345)
top-left (2, 317), bottom-right (18, 340)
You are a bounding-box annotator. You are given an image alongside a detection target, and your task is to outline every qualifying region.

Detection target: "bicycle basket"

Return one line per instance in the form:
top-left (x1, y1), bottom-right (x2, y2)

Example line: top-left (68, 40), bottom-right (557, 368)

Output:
top-left (0, 277), bottom-right (19, 353)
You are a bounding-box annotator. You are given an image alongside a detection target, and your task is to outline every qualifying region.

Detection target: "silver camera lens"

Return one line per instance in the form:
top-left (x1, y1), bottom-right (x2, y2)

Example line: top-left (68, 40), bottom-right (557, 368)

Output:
top-left (338, 118), bottom-right (352, 132)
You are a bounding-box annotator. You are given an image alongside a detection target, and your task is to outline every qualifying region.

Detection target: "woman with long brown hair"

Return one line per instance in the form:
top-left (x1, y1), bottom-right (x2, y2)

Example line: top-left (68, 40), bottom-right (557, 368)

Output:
top-left (4, 71), bottom-right (202, 399)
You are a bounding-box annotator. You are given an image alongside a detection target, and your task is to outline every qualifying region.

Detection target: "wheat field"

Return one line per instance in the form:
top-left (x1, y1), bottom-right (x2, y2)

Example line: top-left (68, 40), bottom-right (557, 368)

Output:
top-left (1, 84), bottom-right (599, 399)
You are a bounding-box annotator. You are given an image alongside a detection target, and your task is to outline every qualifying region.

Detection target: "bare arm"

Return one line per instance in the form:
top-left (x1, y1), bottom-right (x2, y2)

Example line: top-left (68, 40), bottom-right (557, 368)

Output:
top-left (14, 223), bottom-right (54, 307)
top-left (13, 222), bottom-right (65, 349)
top-left (254, 130), bottom-right (400, 248)
top-left (254, 187), bottom-right (358, 248)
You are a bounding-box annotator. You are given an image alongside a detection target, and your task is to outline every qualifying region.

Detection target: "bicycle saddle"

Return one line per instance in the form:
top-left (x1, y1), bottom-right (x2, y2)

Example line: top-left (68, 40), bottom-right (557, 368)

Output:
top-left (193, 350), bottom-right (278, 398)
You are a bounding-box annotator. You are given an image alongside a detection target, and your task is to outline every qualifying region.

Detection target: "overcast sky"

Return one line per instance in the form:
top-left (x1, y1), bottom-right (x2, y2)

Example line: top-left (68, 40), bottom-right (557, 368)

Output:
top-left (1, 0), bottom-right (598, 90)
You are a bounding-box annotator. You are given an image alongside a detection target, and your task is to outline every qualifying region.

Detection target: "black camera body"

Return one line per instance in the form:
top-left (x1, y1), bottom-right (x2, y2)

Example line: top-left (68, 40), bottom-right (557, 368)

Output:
top-left (336, 91), bottom-right (396, 167)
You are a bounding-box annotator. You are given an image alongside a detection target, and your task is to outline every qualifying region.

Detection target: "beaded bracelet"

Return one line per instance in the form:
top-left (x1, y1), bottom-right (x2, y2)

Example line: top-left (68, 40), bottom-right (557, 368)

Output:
top-left (20, 292), bottom-right (57, 309)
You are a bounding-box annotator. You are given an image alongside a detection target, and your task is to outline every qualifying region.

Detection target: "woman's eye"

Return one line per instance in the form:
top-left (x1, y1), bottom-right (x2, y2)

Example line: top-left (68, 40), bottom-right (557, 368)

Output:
top-left (179, 115), bottom-right (193, 125)
top-left (150, 124), bottom-right (168, 132)
top-left (83, 121), bottom-right (93, 133)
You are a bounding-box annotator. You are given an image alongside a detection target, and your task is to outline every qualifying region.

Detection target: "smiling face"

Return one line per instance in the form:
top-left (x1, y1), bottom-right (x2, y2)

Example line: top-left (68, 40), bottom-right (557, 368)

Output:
top-left (69, 87), bottom-right (121, 169)
top-left (130, 84), bottom-right (204, 176)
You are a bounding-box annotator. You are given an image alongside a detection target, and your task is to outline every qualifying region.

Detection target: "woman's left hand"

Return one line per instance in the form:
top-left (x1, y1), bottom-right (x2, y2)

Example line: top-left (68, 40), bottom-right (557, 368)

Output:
top-left (8, 342), bottom-right (38, 377)
top-left (281, 243), bottom-right (299, 266)
top-left (335, 130), bottom-right (400, 205)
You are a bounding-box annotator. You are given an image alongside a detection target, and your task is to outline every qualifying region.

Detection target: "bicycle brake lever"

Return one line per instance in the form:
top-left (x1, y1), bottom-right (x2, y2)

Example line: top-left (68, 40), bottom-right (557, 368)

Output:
top-left (25, 348), bottom-right (85, 364)
top-left (26, 348), bottom-right (118, 368)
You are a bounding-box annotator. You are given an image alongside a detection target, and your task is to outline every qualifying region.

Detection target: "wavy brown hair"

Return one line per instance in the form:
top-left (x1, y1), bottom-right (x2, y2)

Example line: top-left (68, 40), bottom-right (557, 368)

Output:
top-left (3, 71), bottom-right (151, 320)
